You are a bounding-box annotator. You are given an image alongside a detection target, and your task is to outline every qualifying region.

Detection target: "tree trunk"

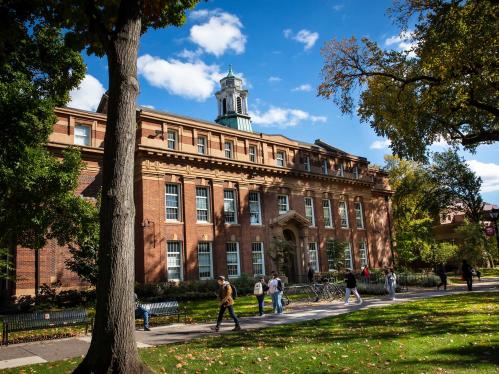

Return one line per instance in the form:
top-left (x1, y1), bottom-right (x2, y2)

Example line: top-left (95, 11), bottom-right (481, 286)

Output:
top-left (74, 2), bottom-right (151, 373)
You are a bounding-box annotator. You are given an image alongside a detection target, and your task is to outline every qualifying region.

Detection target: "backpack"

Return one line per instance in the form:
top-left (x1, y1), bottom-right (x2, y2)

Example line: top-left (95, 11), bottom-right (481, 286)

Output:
top-left (277, 279), bottom-right (284, 292)
top-left (253, 282), bottom-right (263, 295)
top-left (230, 283), bottom-right (238, 299)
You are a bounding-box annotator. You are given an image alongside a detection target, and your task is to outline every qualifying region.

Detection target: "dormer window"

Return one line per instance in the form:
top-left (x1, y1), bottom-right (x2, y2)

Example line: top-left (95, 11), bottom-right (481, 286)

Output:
top-left (236, 97), bottom-right (242, 114)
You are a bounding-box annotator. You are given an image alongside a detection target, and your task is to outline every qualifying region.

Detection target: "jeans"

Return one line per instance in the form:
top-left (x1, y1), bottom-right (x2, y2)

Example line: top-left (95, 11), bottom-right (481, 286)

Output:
top-left (256, 294), bottom-right (265, 315)
top-left (387, 286), bottom-right (396, 300)
top-left (465, 276), bottom-right (473, 291)
top-left (345, 287), bottom-right (362, 303)
top-left (135, 306), bottom-right (149, 329)
top-left (271, 292), bottom-right (283, 313)
top-left (216, 304), bottom-right (239, 327)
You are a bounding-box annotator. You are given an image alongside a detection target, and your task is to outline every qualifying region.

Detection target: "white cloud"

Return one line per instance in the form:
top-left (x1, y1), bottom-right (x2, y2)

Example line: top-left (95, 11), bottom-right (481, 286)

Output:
top-left (68, 74), bottom-right (106, 111)
top-left (283, 28), bottom-right (319, 50)
top-left (370, 139), bottom-right (391, 150)
top-left (249, 107), bottom-right (327, 128)
top-left (189, 9), bottom-right (246, 57)
top-left (137, 54), bottom-right (222, 101)
top-left (466, 160), bottom-right (499, 193)
top-left (385, 31), bottom-right (417, 58)
top-left (292, 84), bottom-right (312, 92)
top-left (332, 4), bottom-right (344, 11)
top-left (177, 48), bottom-right (203, 61)
top-left (268, 76), bottom-right (282, 82)
top-left (141, 104), bottom-right (155, 109)
top-left (431, 136), bottom-right (450, 149)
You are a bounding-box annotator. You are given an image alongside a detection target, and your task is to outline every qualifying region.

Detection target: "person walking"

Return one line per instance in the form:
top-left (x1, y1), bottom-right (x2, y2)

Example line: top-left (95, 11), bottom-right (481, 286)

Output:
top-left (134, 293), bottom-right (150, 331)
top-left (462, 260), bottom-right (473, 291)
top-left (253, 276), bottom-right (268, 316)
top-left (384, 268), bottom-right (396, 300)
top-left (307, 262), bottom-right (315, 283)
top-left (344, 268), bottom-right (362, 305)
top-left (437, 264), bottom-right (448, 291)
top-left (212, 276), bottom-right (241, 332)
top-left (361, 265), bottom-right (370, 282)
top-left (268, 271), bottom-right (284, 314)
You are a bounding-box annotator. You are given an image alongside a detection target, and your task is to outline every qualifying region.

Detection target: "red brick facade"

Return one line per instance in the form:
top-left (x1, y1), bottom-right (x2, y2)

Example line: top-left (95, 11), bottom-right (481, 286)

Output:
top-left (13, 105), bottom-right (393, 294)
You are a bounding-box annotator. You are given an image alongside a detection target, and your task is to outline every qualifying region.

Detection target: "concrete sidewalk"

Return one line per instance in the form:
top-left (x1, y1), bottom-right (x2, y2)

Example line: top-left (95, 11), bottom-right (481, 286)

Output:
top-left (0, 280), bottom-right (497, 370)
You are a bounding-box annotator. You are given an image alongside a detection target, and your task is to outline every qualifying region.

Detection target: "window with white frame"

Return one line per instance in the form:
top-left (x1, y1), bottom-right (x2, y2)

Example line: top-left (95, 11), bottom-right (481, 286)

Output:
top-left (198, 242), bottom-right (213, 279)
top-left (326, 240), bottom-right (336, 271)
top-left (353, 165), bottom-right (359, 179)
top-left (336, 163), bottom-right (344, 177)
top-left (226, 242), bottom-right (240, 278)
top-left (322, 159), bottom-right (329, 175)
top-left (167, 130), bottom-right (177, 150)
top-left (223, 189), bottom-right (237, 224)
top-left (277, 195), bottom-right (289, 214)
top-left (74, 124), bottom-right (91, 146)
top-left (323, 199), bottom-right (333, 228)
top-left (197, 136), bottom-right (207, 155)
top-left (249, 145), bottom-right (256, 163)
top-left (276, 151), bottom-right (285, 167)
top-left (167, 241), bottom-right (182, 281)
top-left (344, 243), bottom-right (353, 269)
top-left (165, 184), bottom-right (180, 221)
top-left (354, 201), bottom-right (364, 229)
top-left (359, 240), bottom-right (368, 268)
top-left (196, 187), bottom-right (210, 222)
top-left (304, 155), bottom-right (311, 172)
top-left (252, 242), bottom-right (265, 276)
top-left (304, 197), bottom-right (315, 226)
top-left (339, 201), bottom-right (349, 228)
top-left (249, 191), bottom-right (262, 225)
top-left (308, 242), bottom-right (319, 272)
top-left (224, 141), bottom-right (233, 159)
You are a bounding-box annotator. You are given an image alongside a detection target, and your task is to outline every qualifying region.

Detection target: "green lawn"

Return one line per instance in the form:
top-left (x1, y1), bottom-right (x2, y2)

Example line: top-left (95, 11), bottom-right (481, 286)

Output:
top-left (480, 267), bottom-right (499, 278)
top-left (6, 292), bottom-right (498, 373)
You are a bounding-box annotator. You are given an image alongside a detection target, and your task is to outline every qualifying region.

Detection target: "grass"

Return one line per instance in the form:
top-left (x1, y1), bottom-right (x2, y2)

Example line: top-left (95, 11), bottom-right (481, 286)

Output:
top-left (480, 267), bottom-right (499, 278)
top-left (5, 292), bottom-right (498, 373)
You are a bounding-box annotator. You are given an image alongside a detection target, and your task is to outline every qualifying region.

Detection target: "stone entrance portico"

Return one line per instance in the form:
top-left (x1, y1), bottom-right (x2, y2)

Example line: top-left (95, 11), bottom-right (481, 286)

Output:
top-left (269, 210), bottom-right (311, 282)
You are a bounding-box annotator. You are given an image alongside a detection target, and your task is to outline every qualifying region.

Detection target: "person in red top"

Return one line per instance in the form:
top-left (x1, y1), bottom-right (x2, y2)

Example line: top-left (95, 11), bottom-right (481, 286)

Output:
top-left (361, 265), bottom-right (370, 281)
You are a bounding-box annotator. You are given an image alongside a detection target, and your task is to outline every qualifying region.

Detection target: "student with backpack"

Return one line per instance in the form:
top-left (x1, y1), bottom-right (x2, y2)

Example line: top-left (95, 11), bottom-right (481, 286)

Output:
top-left (253, 277), bottom-right (269, 316)
top-left (211, 276), bottom-right (241, 332)
top-left (268, 271), bottom-right (284, 314)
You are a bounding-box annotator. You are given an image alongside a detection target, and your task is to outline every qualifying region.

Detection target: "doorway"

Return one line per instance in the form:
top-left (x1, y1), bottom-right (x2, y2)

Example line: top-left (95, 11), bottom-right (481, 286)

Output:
top-left (283, 229), bottom-right (298, 283)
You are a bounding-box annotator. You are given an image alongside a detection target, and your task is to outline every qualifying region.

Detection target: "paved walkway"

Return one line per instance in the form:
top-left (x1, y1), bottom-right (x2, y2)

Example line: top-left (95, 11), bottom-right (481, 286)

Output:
top-left (0, 279), bottom-right (497, 370)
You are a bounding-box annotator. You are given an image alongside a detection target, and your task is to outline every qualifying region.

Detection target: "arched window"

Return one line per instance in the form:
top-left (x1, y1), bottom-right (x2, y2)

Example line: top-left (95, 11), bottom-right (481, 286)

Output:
top-left (222, 98), bottom-right (227, 115)
top-left (236, 97), bottom-right (242, 114)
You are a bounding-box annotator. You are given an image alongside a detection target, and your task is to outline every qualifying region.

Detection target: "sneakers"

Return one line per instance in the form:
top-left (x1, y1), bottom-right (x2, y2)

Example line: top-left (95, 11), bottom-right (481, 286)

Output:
top-left (144, 327), bottom-right (151, 331)
top-left (210, 326), bottom-right (220, 332)
top-left (344, 302), bottom-right (349, 306)
top-left (358, 299), bottom-right (363, 305)
top-left (232, 325), bottom-right (242, 331)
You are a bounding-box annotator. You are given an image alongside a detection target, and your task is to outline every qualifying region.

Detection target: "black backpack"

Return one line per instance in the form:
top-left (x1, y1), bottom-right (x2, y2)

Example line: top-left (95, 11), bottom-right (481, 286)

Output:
top-left (230, 283), bottom-right (238, 299)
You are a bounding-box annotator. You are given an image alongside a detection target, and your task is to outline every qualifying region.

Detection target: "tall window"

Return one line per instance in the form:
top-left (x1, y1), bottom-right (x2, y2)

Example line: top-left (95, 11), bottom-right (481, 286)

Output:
top-left (323, 199), bottom-right (333, 228)
top-left (359, 241), bottom-right (368, 268)
top-left (276, 151), bottom-right (285, 167)
top-left (224, 141), bottom-right (233, 159)
top-left (344, 243), bottom-right (353, 269)
top-left (322, 159), bottom-right (329, 175)
top-left (226, 242), bottom-right (240, 278)
top-left (196, 187), bottom-right (210, 222)
top-left (353, 165), bottom-right (359, 179)
top-left (308, 242), bottom-right (319, 272)
top-left (167, 241), bottom-right (182, 281)
top-left (339, 201), bottom-right (349, 228)
top-left (222, 98), bottom-right (227, 115)
top-left (252, 242), bottom-right (265, 276)
top-left (167, 130), bottom-right (177, 150)
top-left (304, 155), bottom-right (311, 172)
top-left (354, 201), bottom-right (364, 229)
top-left (74, 124), bottom-right (91, 146)
top-left (236, 96), bottom-right (242, 113)
top-left (197, 136), bottom-right (207, 155)
top-left (336, 163), bottom-right (344, 177)
top-left (249, 191), bottom-right (262, 225)
top-left (304, 197), bottom-right (315, 226)
top-left (249, 145), bottom-right (256, 163)
top-left (224, 189), bottom-right (237, 224)
top-left (326, 240), bottom-right (336, 271)
top-left (278, 195), bottom-right (289, 214)
top-left (165, 184), bottom-right (180, 221)
top-left (198, 242), bottom-right (213, 279)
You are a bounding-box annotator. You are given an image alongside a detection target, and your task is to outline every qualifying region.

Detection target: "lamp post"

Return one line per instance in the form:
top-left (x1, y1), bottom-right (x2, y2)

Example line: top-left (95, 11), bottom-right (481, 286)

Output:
top-left (489, 209), bottom-right (499, 256)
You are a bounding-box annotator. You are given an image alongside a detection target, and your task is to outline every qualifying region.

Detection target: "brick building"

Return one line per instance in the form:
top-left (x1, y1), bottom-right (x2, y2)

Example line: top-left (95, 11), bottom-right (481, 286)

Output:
top-left (13, 69), bottom-right (393, 295)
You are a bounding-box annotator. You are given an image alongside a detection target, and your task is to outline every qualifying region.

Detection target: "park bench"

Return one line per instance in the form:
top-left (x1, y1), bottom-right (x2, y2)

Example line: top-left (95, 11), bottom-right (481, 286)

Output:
top-left (2, 308), bottom-right (90, 345)
top-left (136, 300), bottom-right (186, 324)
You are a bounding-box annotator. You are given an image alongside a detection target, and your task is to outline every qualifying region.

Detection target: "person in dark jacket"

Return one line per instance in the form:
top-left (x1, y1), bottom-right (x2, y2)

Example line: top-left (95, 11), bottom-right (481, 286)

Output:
top-left (344, 269), bottom-right (362, 305)
top-left (437, 264), bottom-right (447, 291)
top-left (307, 262), bottom-right (315, 283)
top-left (462, 260), bottom-right (473, 291)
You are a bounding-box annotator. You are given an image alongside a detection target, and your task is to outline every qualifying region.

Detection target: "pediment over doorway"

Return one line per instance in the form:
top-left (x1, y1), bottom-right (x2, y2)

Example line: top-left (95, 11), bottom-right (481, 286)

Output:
top-left (269, 210), bottom-right (310, 228)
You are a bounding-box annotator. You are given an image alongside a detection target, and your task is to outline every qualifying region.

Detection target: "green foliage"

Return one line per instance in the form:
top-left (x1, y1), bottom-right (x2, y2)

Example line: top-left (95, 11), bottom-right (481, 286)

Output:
top-left (325, 239), bottom-right (347, 270)
top-left (319, 0), bottom-right (499, 161)
top-left (420, 242), bottom-right (458, 266)
top-left (268, 237), bottom-right (294, 275)
top-left (455, 221), bottom-right (497, 267)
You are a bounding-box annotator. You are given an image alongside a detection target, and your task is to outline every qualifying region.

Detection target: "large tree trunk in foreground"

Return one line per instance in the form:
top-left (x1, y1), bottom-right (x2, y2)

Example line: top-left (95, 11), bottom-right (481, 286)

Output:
top-left (74, 2), bottom-right (150, 373)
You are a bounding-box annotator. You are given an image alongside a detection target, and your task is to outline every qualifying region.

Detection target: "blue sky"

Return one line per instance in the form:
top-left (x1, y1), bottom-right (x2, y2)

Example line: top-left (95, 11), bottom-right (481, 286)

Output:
top-left (68, 0), bottom-right (499, 204)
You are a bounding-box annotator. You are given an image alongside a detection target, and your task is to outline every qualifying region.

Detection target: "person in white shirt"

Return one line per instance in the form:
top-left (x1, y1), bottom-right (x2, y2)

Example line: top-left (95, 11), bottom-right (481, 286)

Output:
top-left (268, 271), bottom-right (284, 314)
